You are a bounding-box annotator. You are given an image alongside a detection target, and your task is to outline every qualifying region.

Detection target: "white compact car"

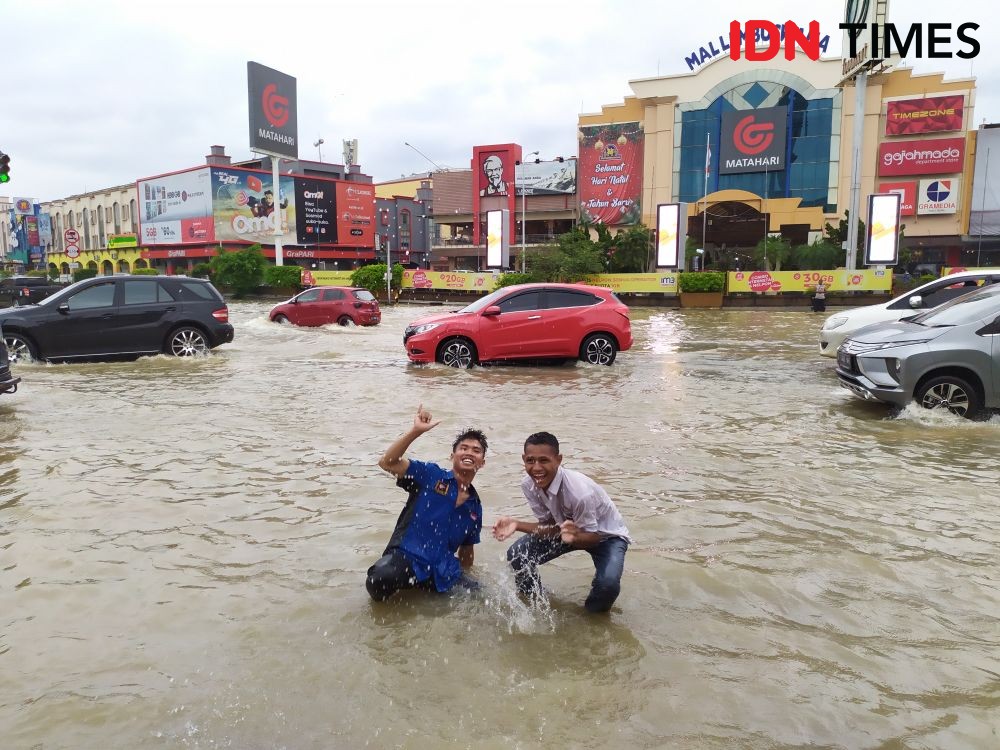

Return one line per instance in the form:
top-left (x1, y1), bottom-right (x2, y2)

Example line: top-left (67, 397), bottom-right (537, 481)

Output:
top-left (819, 270), bottom-right (1000, 356)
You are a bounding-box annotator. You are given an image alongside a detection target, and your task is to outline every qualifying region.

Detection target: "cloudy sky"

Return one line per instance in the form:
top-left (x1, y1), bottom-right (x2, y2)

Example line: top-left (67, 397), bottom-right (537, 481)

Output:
top-left (2, 0), bottom-right (995, 203)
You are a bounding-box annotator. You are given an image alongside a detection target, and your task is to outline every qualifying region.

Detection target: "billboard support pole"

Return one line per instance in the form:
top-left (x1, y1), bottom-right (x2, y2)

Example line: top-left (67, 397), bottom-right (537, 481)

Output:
top-left (272, 156), bottom-right (284, 266)
top-left (846, 71), bottom-right (867, 271)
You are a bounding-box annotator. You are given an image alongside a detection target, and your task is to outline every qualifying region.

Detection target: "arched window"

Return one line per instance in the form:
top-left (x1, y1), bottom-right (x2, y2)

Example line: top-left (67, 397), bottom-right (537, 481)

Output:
top-left (113, 202), bottom-right (121, 234)
top-left (130, 198), bottom-right (137, 231)
top-left (83, 211), bottom-right (91, 249)
top-left (96, 205), bottom-right (106, 247)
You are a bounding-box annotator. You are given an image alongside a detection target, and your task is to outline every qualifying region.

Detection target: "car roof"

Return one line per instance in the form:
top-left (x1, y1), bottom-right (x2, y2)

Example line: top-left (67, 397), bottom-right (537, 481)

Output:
top-left (498, 282), bottom-right (613, 293)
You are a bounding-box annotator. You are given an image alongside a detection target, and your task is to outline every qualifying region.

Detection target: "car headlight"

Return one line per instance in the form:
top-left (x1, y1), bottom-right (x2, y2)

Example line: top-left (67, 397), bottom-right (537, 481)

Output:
top-left (823, 315), bottom-right (848, 330)
top-left (410, 323), bottom-right (440, 335)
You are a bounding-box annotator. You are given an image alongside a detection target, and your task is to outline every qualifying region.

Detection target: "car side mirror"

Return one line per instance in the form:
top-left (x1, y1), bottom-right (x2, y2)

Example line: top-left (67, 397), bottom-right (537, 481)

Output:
top-left (482, 305), bottom-right (501, 317)
top-left (909, 295), bottom-right (923, 309)
top-left (58, 302), bottom-right (70, 314)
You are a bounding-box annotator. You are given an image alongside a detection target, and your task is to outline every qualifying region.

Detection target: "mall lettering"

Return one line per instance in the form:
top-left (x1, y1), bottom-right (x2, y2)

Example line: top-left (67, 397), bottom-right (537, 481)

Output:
top-left (686, 23), bottom-right (829, 69)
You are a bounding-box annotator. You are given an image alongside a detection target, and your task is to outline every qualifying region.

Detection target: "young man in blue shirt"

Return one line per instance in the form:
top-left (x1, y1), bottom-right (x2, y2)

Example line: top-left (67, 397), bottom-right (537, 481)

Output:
top-left (366, 405), bottom-right (487, 601)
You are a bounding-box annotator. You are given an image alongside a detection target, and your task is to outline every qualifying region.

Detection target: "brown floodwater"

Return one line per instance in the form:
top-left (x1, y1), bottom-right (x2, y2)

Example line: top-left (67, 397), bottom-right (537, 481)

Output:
top-left (1, 302), bottom-right (998, 749)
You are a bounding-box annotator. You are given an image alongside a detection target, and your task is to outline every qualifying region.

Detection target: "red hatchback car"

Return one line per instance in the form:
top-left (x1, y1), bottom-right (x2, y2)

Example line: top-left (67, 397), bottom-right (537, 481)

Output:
top-left (403, 283), bottom-right (632, 367)
top-left (270, 286), bottom-right (381, 327)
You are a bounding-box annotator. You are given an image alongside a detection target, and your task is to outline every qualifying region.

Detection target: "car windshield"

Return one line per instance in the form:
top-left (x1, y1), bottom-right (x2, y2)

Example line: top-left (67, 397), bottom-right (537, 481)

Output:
top-left (909, 284), bottom-right (1000, 327)
top-left (457, 287), bottom-right (516, 313)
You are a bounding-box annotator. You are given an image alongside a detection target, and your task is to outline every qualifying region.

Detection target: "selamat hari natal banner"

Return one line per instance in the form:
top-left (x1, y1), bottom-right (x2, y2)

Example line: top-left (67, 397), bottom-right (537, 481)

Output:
top-left (577, 123), bottom-right (643, 226)
top-left (728, 269), bottom-right (892, 293)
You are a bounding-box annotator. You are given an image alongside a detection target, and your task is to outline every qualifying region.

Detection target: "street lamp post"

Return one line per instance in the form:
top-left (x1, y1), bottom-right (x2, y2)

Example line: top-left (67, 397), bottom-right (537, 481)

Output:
top-left (314, 138), bottom-right (324, 162)
top-left (519, 151), bottom-right (539, 272)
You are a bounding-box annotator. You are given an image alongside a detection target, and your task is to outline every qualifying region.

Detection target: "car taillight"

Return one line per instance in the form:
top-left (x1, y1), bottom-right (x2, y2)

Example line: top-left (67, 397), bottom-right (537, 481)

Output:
top-left (212, 307), bottom-right (229, 322)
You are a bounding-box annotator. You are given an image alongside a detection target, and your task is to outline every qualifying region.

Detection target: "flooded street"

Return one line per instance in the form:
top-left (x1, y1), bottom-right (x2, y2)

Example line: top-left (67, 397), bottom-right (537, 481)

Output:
top-left (2, 301), bottom-right (998, 749)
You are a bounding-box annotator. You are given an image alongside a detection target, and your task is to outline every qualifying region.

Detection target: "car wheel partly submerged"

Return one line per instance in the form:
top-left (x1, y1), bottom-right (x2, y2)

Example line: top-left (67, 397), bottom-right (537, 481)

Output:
top-left (274, 314), bottom-right (290, 325)
top-left (166, 327), bottom-right (209, 357)
top-left (337, 315), bottom-right (354, 327)
top-left (3, 333), bottom-right (37, 364)
top-left (916, 375), bottom-right (982, 419)
top-left (580, 333), bottom-right (617, 365)
top-left (437, 338), bottom-right (476, 369)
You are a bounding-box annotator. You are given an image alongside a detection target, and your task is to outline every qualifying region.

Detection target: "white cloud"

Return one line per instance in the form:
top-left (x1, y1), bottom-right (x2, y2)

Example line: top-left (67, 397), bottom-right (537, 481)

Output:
top-left (1, 0), bottom-right (994, 201)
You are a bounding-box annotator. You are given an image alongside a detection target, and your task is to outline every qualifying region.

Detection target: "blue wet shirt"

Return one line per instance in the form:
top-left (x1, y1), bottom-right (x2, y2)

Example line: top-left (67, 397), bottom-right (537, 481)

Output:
top-left (385, 459), bottom-right (482, 592)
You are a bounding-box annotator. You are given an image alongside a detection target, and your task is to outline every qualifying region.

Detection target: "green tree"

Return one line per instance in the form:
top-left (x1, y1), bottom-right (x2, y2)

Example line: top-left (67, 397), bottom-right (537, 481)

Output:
top-left (752, 236), bottom-right (793, 271)
top-left (209, 244), bottom-right (266, 297)
top-left (794, 240), bottom-right (841, 270)
top-left (351, 263), bottom-right (404, 297)
top-left (824, 211), bottom-right (865, 261)
top-left (606, 225), bottom-right (652, 273)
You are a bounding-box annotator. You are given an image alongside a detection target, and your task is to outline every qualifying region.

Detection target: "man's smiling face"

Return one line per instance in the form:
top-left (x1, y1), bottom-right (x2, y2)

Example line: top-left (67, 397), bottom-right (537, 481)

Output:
top-left (522, 443), bottom-right (561, 491)
top-left (451, 439), bottom-right (486, 475)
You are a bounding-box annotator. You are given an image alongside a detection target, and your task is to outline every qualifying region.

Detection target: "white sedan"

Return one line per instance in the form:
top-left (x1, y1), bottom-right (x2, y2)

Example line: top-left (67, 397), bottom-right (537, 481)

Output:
top-left (819, 270), bottom-right (1000, 356)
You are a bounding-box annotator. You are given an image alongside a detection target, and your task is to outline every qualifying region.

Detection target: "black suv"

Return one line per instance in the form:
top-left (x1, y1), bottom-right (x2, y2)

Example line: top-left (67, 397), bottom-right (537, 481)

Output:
top-left (0, 275), bottom-right (234, 363)
top-left (0, 276), bottom-right (66, 307)
top-left (0, 324), bottom-right (20, 394)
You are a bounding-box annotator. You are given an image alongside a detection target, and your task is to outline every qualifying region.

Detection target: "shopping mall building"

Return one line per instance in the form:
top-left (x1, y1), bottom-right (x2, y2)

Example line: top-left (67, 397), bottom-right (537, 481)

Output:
top-left (431, 40), bottom-right (991, 272)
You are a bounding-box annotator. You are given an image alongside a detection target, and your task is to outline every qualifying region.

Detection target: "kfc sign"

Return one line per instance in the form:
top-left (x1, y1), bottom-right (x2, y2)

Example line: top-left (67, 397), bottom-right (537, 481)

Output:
top-left (886, 95), bottom-right (964, 136)
top-left (878, 137), bottom-right (965, 177)
top-left (878, 181), bottom-right (916, 216)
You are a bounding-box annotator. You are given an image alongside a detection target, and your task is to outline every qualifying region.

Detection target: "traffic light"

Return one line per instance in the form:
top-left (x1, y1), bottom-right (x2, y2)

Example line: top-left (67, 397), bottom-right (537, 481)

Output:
top-left (0, 151), bottom-right (10, 183)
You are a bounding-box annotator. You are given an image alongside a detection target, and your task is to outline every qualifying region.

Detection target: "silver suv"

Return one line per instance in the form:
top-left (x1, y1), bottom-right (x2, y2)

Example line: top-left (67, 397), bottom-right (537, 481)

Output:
top-left (836, 283), bottom-right (1000, 419)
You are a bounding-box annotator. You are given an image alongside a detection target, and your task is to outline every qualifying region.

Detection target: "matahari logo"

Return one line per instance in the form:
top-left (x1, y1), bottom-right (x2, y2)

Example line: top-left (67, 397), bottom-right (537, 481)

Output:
top-left (733, 114), bottom-right (775, 155)
top-left (262, 83), bottom-right (289, 128)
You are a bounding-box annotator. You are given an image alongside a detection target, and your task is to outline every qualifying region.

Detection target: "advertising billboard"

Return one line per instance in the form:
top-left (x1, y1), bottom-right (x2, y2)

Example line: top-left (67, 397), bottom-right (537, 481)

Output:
top-left (137, 168), bottom-right (215, 246)
top-left (515, 159), bottom-right (577, 196)
top-left (578, 123), bottom-right (643, 225)
top-left (486, 209), bottom-right (509, 268)
top-left (885, 95), bottom-right (964, 136)
top-left (294, 178), bottom-right (336, 244)
top-left (211, 167), bottom-right (296, 244)
top-left (917, 178), bottom-right (960, 215)
top-left (878, 137), bottom-right (965, 176)
top-left (247, 61), bottom-right (298, 159)
top-left (865, 193), bottom-right (901, 266)
top-left (655, 203), bottom-right (682, 268)
top-left (335, 182), bottom-right (376, 248)
top-left (877, 181), bottom-right (916, 216)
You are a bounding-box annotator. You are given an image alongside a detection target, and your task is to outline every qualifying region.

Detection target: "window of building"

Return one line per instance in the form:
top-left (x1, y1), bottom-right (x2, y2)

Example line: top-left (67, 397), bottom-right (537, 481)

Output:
top-left (400, 208), bottom-right (411, 250)
top-left (113, 203), bottom-right (121, 234)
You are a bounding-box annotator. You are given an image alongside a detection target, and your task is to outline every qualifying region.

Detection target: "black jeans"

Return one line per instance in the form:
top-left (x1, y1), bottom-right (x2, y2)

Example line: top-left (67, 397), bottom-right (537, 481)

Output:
top-left (506, 534), bottom-right (628, 612)
top-left (365, 550), bottom-right (432, 601)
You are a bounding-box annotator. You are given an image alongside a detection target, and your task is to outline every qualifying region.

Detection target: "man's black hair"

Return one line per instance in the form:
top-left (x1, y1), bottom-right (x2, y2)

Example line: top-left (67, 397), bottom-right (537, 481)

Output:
top-left (524, 432), bottom-right (559, 454)
top-left (453, 429), bottom-right (488, 455)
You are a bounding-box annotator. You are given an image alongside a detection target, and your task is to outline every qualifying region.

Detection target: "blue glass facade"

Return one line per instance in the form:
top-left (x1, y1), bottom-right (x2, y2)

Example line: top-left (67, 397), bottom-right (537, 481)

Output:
top-left (678, 85), bottom-right (837, 213)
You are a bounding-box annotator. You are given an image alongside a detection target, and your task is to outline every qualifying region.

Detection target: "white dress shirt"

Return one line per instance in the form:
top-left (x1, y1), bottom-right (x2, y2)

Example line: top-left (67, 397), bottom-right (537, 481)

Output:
top-left (520, 466), bottom-right (631, 542)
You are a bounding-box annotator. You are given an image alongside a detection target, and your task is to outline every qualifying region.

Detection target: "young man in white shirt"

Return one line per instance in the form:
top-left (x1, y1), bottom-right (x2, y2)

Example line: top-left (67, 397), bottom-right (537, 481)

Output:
top-left (492, 432), bottom-right (630, 613)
